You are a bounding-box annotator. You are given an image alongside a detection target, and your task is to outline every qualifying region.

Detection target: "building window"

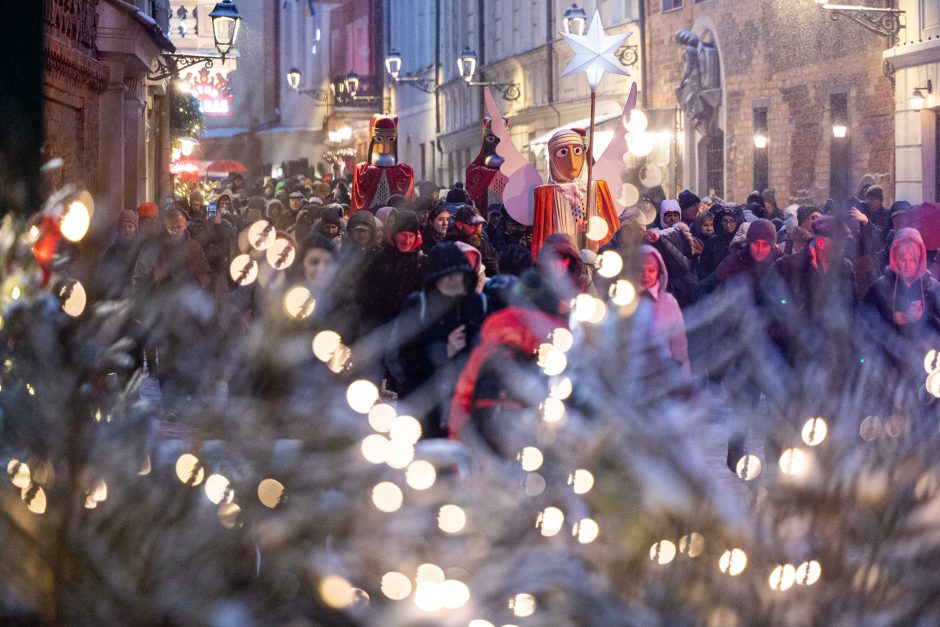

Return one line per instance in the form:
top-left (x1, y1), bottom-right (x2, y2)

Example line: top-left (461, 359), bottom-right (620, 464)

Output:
top-left (700, 131), bottom-right (724, 197)
top-left (662, 0), bottom-right (683, 12)
top-left (753, 106), bottom-right (769, 192)
top-left (420, 143), bottom-right (426, 181)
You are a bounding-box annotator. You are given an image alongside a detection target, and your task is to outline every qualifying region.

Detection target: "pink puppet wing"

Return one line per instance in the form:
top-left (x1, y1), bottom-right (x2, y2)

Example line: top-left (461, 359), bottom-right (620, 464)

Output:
top-left (592, 81), bottom-right (638, 217)
top-left (484, 87), bottom-right (541, 226)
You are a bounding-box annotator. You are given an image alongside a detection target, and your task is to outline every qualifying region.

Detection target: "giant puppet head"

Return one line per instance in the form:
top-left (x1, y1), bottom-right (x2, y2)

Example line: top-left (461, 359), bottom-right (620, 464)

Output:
top-left (369, 114), bottom-right (399, 167)
top-left (547, 128), bottom-right (587, 183)
top-left (481, 116), bottom-right (508, 169)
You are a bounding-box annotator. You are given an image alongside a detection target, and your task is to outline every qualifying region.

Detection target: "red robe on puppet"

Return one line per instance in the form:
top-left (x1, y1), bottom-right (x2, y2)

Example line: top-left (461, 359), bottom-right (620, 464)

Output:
top-left (465, 117), bottom-right (508, 217)
top-left (350, 115), bottom-right (415, 214)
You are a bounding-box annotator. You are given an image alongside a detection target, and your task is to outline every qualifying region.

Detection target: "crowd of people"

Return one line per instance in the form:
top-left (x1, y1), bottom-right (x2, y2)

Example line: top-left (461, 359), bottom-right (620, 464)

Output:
top-left (94, 172), bottom-right (940, 470)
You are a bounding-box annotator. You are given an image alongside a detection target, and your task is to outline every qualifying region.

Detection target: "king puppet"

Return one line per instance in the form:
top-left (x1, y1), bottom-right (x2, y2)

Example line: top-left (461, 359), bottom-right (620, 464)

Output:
top-left (483, 10), bottom-right (639, 256)
top-left (464, 116), bottom-right (508, 217)
top-left (350, 115), bottom-right (415, 213)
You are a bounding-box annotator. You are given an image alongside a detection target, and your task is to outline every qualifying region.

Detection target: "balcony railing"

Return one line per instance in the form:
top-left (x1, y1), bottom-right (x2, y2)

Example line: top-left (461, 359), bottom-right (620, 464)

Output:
top-left (331, 74), bottom-right (383, 108)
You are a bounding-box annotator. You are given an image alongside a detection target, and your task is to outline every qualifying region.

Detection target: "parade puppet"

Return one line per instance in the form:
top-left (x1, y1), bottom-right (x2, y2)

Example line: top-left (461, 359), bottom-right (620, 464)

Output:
top-left (465, 116), bottom-right (508, 217)
top-left (350, 115), bottom-right (415, 213)
top-left (484, 10), bottom-right (638, 256)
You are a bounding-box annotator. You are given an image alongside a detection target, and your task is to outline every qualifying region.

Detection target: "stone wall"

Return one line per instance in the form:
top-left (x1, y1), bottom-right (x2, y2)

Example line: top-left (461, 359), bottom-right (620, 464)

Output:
top-left (645, 0), bottom-right (895, 205)
top-left (43, 0), bottom-right (107, 194)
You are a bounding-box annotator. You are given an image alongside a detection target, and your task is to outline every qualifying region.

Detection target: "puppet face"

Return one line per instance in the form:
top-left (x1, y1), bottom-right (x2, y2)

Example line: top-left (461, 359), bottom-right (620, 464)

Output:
top-left (550, 141), bottom-right (586, 183)
top-left (371, 128), bottom-right (398, 167)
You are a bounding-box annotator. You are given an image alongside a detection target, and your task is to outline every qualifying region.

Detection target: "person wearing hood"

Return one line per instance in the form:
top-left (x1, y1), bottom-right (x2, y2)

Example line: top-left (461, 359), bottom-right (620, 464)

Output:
top-left (865, 227), bottom-right (940, 336)
top-left (449, 270), bottom-right (566, 455)
top-left (375, 206), bottom-right (399, 244)
top-left (644, 199), bottom-right (699, 307)
top-left (713, 219), bottom-right (781, 287)
top-left (387, 242), bottom-right (489, 438)
top-left (99, 209), bottom-right (142, 300)
top-left (638, 245), bottom-right (690, 376)
top-left (762, 188), bottom-right (784, 221)
top-left (361, 210), bottom-right (425, 330)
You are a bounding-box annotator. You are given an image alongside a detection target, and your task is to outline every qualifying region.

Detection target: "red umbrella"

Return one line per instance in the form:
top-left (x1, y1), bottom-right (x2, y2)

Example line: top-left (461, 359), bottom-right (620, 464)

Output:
top-left (893, 202), bottom-right (940, 251)
top-left (205, 159), bottom-right (247, 174)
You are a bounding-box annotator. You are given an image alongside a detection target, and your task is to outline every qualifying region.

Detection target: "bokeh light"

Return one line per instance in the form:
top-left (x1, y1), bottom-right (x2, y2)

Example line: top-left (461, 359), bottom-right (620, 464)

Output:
top-left (60, 200), bottom-right (91, 242)
top-left (649, 540), bottom-right (677, 564)
top-left (248, 220), bottom-right (276, 250)
top-left (361, 434), bottom-right (390, 464)
top-left (312, 330), bottom-right (342, 362)
top-left (569, 469), bottom-right (594, 494)
top-left (573, 518), bottom-right (599, 544)
top-left (217, 502), bottom-right (241, 528)
top-left (405, 460), bottom-right (436, 490)
top-left (538, 345), bottom-right (567, 376)
top-left (389, 415), bottom-right (423, 444)
top-left (541, 398), bottom-right (566, 423)
top-left (229, 254), bottom-right (258, 285)
top-left (438, 504), bottom-right (467, 533)
top-left (679, 533), bottom-right (705, 558)
top-left (537, 506), bottom-right (565, 537)
top-left (385, 442), bottom-right (415, 469)
top-left (257, 478), bottom-right (285, 508)
top-left (586, 216), bottom-right (610, 242)
top-left (59, 281), bottom-right (87, 317)
top-left (175, 453), bottom-right (205, 486)
top-left (510, 593), bottom-right (536, 618)
top-left (801, 417), bottom-right (828, 446)
top-left (283, 286), bottom-right (315, 319)
top-left (368, 404), bottom-right (396, 432)
top-left (347, 380), bottom-right (379, 413)
top-left (204, 474), bottom-right (232, 504)
top-left (735, 455), bottom-right (762, 481)
top-left (719, 549), bottom-right (748, 576)
top-left (796, 560), bottom-right (822, 586)
top-left (266, 237), bottom-right (296, 269)
top-left (519, 447), bottom-right (543, 471)
top-left (372, 482), bottom-right (403, 512)
top-left (442, 579), bottom-right (471, 609)
top-left (380, 571), bottom-right (412, 600)
top-left (549, 376), bottom-right (573, 400)
top-left (610, 279), bottom-right (636, 307)
top-left (769, 564), bottom-right (797, 591)
top-left (320, 575), bottom-right (355, 609)
top-left (779, 448), bottom-right (807, 476)
top-left (551, 328), bottom-right (574, 352)
top-left (596, 250), bottom-right (624, 278)
top-left (413, 581), bottom-right (444, 612)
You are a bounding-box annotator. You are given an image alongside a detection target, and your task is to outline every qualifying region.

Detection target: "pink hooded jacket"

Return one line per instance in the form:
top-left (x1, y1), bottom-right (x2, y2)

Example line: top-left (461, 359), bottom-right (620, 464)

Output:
top-left (640, 244), bottom-right (691, 376)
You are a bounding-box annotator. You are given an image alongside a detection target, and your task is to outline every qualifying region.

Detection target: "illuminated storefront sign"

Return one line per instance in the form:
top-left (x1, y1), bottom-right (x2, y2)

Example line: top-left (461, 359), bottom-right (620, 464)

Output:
top-left (185, 67), bottom-right (233, 117)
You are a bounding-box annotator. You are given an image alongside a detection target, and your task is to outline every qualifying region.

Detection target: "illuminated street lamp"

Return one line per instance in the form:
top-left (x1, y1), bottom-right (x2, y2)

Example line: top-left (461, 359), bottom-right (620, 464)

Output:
top-left (911, 80), bottom-right (932, 112)
top-left (456, 47), bottom-right (520, 101)
top-left (149, 0), bottom-right (242, 80)
top-left (385, 50), bottom-right (403, 80)
top-left (179, 136), bottom-right (200, 157)
top-left (753, 133), bottom-right (768, 149)
top-left (563, 4), bottom-right (588, 36)
top-left (345, 73), bottom-right (361, 98)
top-left (209, 0), bottom-right (242, 57)
top-left (286, 67), bottom-right (301, 91)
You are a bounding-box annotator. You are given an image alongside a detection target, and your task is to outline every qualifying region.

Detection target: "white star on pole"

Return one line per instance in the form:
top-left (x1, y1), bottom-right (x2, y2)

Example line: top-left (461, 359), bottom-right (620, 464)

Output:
top-left (560, 10), bottom-right (629, 90)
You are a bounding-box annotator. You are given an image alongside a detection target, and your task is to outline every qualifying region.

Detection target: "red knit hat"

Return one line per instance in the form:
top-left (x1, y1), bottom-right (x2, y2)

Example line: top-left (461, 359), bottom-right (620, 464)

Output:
top-left (137, 201), bottom-right (158, 218)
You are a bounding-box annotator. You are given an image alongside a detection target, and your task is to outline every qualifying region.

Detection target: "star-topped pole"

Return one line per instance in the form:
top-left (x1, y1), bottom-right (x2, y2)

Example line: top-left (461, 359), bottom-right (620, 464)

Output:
top-left (560, 11), bottom-right (630, 224)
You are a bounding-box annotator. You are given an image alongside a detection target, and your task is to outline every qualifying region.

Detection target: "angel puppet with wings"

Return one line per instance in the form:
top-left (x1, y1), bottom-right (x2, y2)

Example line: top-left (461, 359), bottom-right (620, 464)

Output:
top-left (483, 83), bottom-right (639, 257)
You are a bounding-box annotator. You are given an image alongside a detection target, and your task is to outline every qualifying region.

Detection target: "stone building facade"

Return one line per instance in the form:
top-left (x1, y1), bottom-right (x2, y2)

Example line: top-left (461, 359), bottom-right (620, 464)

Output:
top-left (644, 0), bottom-right (895, 206)
top-left (43, 0), bottom-right (174, 216)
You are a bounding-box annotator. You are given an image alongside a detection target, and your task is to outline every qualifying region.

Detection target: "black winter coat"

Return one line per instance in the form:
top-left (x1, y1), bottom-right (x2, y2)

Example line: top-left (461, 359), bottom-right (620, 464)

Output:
top-left (387, 289), bottom-right (488, 438)
top-left (361, 244), bottom-right (424, 329)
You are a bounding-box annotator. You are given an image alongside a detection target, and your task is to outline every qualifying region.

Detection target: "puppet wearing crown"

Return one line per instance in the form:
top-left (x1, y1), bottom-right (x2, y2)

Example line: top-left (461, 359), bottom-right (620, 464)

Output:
top-left (350, 115), bottom-right (415, 213)
top-left (465, 116), bottom-right (508, 217)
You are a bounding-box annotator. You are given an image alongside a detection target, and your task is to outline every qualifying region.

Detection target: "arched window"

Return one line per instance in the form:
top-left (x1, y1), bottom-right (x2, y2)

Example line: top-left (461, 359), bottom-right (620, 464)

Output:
top-left (698, 130), bottom-right (724, 197)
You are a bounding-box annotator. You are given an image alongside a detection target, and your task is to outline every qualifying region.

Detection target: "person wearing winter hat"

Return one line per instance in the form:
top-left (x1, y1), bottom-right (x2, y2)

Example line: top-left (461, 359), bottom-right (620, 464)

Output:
top-left (865, 227), bottom-right (940, 335)
top-left (360, 210), bottom-right (425, 330)
top-left (677, 189), bottom-right (701, 224)
top-left (98, 209), bottom-right (142, 300)
top-left (713, 219), bottom-right (780, 287)
top-left (136, 201), bottom-right (161, 238)
top-left (387, 241), bottom-right (488, 438)
top-left (762, 188), bottom-right (783, 221)
top-left (314, 206), bottom-right (345, 244)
